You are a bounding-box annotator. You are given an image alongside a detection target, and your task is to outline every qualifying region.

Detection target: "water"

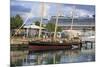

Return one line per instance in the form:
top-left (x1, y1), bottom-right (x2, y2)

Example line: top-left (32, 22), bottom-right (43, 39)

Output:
top-left (10, 44), bottom-right (95, 67)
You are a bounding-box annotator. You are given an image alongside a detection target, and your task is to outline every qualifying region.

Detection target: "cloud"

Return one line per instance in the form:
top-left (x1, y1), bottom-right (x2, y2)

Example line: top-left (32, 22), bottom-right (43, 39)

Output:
top-left (61, 6), bottom-right (94, 18)
top-left (10, 0), bottom-right (95, 23)
top-left (10, 5), bottom-right (31, 12)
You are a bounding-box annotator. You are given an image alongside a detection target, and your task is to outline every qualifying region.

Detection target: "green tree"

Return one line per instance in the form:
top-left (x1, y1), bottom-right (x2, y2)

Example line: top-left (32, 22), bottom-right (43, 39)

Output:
top-left (34, 21), bottom-right (45, 27)
top-left (57, 26), bottom-right (62, 32)
top-left (10, 14), bottom-right (23, 29)
top-left (46, 22), bottom-right (62, 32)
top-left (35, 21), bottom-right (40, 26)
top-left (10, 17), bottom-right (15, 28)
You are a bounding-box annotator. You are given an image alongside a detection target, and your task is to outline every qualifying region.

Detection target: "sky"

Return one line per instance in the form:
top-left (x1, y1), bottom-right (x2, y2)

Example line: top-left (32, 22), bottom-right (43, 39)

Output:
top-left (10, 0), bottom-right (95, 24)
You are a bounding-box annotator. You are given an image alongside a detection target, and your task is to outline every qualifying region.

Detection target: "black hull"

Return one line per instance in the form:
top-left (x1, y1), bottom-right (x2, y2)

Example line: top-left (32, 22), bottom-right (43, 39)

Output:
top-left (28, 41), bottom-right (81, 51)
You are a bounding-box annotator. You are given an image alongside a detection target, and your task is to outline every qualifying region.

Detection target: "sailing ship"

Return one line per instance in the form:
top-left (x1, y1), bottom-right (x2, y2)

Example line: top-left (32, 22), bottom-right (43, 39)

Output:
top-left (28, 3), bottom-right (82, 51)
top-left (11, 3), bottom-right (82, 51)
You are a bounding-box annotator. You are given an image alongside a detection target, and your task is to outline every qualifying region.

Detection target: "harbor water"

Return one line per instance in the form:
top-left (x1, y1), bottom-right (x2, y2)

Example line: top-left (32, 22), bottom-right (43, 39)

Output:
top-left (10, 43), bottom-right (95, 67)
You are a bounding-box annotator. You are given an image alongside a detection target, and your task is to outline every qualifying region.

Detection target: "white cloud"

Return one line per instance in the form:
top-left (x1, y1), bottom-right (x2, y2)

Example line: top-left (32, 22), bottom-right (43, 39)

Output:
top-left (75, 9), bottom-right (93, 18)
top-left (11, 1), bottom-right (94, 19)
top-left (62, 6), bottom-right (93, 18)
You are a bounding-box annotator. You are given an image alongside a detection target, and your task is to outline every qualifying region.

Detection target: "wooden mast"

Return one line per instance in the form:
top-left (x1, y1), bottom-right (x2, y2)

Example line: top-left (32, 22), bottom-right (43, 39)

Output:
top-left (70, 6), bottom-right (75, 30)
top-left (38, 2), bottom-right (44, 39)
top-left (69, 6), bottom-right (76, 39)
top-left (53, 4), bottom-right (60, 41)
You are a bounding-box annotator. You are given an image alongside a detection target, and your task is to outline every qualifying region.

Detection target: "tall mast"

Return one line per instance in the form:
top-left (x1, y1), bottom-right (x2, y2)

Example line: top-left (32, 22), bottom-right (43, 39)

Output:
top-left (53, 4), bottom-right (60, 41)
top-left (70, 6), bottom-right (75, 30)
top-left (38, 2), bottom-right (44, 39)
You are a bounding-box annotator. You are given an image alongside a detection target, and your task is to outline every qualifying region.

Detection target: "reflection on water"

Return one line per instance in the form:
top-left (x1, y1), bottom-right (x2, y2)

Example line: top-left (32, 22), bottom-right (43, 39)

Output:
top-left (11, 45), bottom-right (95, 67)
top-left (23, 49), bottom-right (95, 66)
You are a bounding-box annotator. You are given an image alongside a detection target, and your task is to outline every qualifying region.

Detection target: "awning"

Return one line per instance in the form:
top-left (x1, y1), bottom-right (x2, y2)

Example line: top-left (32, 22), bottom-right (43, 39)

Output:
top-left (23, 24), bottom-right (45, 29)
